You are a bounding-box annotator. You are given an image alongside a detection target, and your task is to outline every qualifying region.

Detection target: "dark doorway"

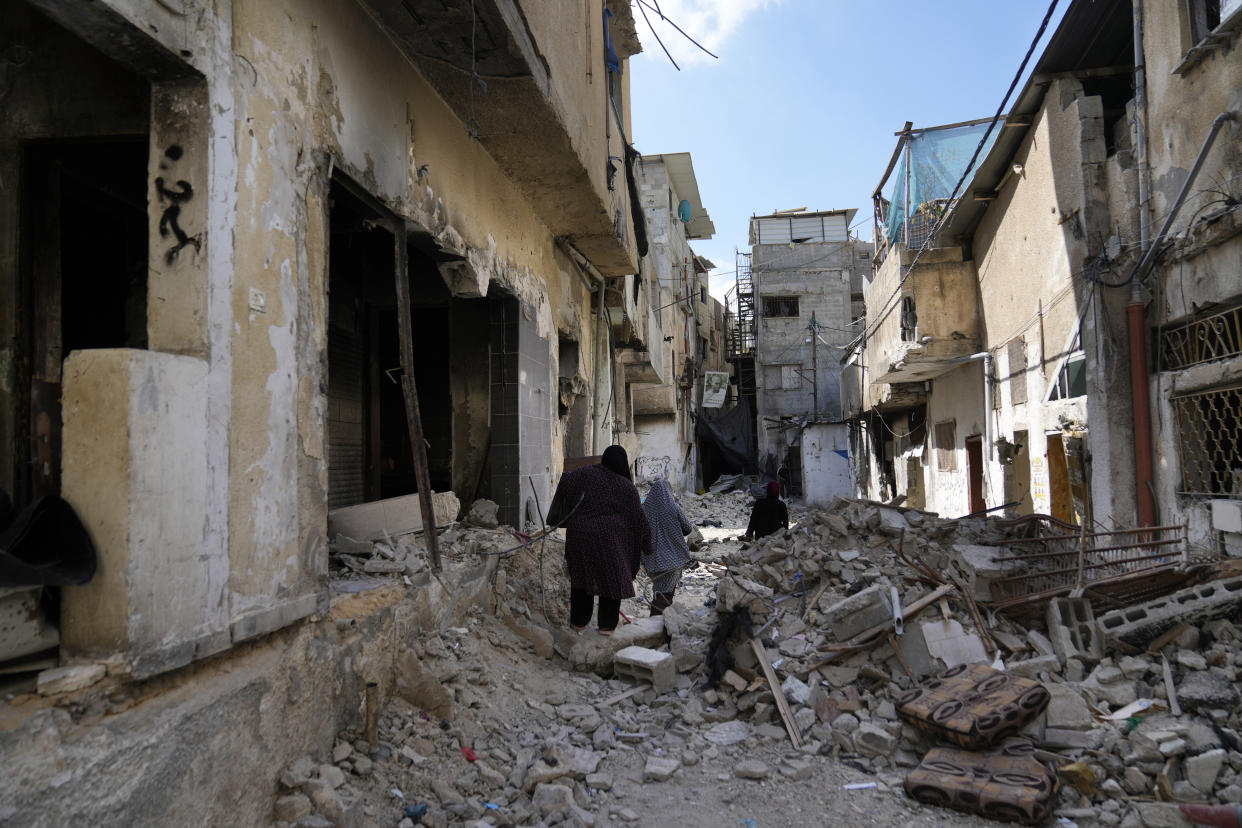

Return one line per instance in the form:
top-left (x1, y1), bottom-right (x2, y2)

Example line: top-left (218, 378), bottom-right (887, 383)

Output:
top-left (965, 435), bottom-right (985, 514)
top-left (327, 178), bottom-right (457, 509)
top-left (19, 139), bottom-right (149, 503)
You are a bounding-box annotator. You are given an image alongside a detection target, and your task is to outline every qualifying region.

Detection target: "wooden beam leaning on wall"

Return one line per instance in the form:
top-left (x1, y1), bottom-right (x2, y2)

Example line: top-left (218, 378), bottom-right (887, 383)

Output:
top-left (392, 225), bottom-right (441, 571)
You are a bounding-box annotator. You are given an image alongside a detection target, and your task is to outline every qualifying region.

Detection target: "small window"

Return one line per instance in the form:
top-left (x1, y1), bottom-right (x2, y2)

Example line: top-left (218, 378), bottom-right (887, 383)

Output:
top-left (934, 420), bottom-right (957, 472)
top-left (762, 296), bottom-right (799, 318)
top-left (762, 364), bottom-right (801, 390)
top-left (900, 296), bottom-right (917, 342)
top-left (1049, 353), bottom-right (1087, 401)
top-left (1008, 337), bottom-right (1027, 406)
top-left (700, 285), bottom-right (707, 303)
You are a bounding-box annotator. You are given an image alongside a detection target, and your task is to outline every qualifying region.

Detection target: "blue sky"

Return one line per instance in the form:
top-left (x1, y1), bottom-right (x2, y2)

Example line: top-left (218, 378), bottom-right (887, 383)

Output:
top-left (628, 0), bottom-right (1068, 299)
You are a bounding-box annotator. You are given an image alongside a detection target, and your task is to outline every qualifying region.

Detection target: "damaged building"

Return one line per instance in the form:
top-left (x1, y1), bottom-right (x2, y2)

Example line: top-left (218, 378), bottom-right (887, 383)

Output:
top-left (747, 209), bottom-right (871, 504)
top-left (855, 0), bottom-right (1242, 552)
top-left (625, 151), bottom-right (727, 492)
top-left (0, 0), bottom-right (700, 821)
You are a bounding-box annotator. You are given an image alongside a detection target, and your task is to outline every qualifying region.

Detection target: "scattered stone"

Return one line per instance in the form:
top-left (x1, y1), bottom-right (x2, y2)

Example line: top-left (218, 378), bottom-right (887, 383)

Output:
top-left (318, 765), bottom-right (345, 790)
top-left (733, 759), bottom-right (770, 780)
top-left (1178, 671), bottom-right (1241, 712)
top-left (1186, 748), bottom-right (1226, 792)
top-left (853, 722), bottom-right (896, 758)
top-left (36, 664), bottom-right (106, 696)
top-left (643, 756), bottom-right (681, 782)
top-left (463, 499), bottom-right (500, 529)
top-left (704, 721), bottom-right (751, 746)
top-left (274, 794), bottom-right (313, 823)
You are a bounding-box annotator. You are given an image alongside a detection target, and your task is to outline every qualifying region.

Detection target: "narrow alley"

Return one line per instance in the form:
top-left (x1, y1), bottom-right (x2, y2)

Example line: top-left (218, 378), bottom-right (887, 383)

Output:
top-left (2, 0), bottom-right (1241, 826)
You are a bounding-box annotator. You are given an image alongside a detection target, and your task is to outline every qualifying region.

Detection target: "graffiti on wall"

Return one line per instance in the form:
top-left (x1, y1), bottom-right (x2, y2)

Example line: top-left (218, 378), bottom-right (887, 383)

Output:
top-left (635, 455), bottom-right (672, 482)
top-left (156, 145), bottom-right (202, 264)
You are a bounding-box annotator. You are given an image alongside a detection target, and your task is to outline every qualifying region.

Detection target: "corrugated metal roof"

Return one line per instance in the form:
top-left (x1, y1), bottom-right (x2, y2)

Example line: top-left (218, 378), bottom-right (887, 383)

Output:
top-left (748, 208), bottom-right (857, 245)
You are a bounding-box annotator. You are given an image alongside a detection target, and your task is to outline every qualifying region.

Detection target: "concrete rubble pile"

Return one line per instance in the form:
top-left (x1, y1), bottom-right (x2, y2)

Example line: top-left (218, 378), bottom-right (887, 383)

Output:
top-left (267, 606), bottom-right (866, 828)
top-left (663, 496), bottom-right (1242, 828)
top-left (300, 491), bottom-right (1242, 827)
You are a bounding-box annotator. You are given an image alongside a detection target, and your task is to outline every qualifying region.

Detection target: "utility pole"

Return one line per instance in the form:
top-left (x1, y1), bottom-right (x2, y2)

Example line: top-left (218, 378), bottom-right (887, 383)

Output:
top-left (810, 311), bottom-right (819, 421)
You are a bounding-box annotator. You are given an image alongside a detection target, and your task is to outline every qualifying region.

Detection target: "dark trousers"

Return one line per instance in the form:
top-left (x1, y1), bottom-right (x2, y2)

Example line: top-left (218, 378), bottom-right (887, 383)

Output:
top-left (570, 588), bottom-right (620, 631)
top-left (650, 589), bottom-right (675, 616)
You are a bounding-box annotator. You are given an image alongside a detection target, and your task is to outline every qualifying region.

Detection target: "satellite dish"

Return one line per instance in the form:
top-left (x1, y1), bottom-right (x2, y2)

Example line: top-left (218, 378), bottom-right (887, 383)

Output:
top-left (677, 199), bottom-right (693, 224)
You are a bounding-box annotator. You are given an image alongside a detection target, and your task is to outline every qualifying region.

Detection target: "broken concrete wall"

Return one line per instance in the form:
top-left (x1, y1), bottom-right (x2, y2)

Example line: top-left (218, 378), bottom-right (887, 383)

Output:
top-left (801, 423), bottom-right (852, 507)
top-left (0, 570), bottom-right (499, 827)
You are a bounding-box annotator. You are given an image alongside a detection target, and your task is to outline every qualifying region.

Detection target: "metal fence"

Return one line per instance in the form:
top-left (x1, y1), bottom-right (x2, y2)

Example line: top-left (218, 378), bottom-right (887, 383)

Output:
top-left (1161, 304), bottom-right (1242, 370)
top-left (986, 522), bottom-right (1189, 609)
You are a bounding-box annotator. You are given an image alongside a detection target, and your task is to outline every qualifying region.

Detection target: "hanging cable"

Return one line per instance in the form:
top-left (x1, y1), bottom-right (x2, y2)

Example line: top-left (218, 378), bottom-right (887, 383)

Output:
top-left (637, 0), bottom-right (679, 70)
top-left (634, 0), bottom-right (720, 60)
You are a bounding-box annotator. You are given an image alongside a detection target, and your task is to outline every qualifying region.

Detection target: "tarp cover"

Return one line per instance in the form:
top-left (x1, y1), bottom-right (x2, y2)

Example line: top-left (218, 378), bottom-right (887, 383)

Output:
top-left (697, 396), bottom-right (755, 472)
top-left (883, 122), bottom-right (1001, 245)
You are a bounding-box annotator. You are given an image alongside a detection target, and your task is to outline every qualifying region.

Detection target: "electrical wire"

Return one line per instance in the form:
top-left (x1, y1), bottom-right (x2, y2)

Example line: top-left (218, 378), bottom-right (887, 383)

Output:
top-left (637, 0), bottom-right (679, 70)
top-left (634, 0), bottom-right (719, 60)
top-left (863, 0), bottom-right (1060, 348)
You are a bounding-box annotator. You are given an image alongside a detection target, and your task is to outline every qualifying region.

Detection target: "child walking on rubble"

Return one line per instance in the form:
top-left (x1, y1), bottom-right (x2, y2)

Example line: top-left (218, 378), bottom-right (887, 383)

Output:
top-left (640, 478), bottom-right (694, 616)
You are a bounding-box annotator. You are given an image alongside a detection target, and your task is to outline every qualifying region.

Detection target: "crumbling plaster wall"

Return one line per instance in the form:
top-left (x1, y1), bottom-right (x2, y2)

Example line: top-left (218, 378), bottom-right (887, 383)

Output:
top-left (225, 0), bottom-right (599, 615)
top-left (860, 246), bottom-right (976, 414)
top-left (1140, 0), bottom-right (1242, 541)
top-left (924, 362), bottom-right (988, 517)
top-left (0, 563), bottom-right (500, 828)
top-left (970, 77), bottom-right (1137, 525)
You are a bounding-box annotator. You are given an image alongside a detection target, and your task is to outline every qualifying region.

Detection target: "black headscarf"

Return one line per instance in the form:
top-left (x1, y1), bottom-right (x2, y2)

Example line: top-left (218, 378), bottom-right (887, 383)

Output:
top-left (601, 445), bottom-right (632, 481)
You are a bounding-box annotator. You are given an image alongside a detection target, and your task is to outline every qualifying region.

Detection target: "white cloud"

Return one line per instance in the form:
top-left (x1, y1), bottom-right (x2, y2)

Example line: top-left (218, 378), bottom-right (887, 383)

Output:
top-left (633, 0), bottom-right (776, 66)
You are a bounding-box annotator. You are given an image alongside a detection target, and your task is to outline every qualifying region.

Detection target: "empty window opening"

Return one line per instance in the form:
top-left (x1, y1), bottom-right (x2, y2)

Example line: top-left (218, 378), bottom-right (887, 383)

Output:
top-left (327, 179), bottom-right (455, 509)
top-left (762, 296), bottom-right (799, 318)
top-left (900, 296), bottom-right (918, 342)
top-left (934, 420), bottom-right (957, 472)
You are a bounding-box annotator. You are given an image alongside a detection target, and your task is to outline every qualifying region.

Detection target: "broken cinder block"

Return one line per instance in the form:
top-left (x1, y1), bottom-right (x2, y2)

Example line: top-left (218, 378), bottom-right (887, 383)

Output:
top-left (822, 583), bottom-right (893, 641)
top-left (1046, 597), bottom-right (1103, 665)
top-left (614, 646), bottom-right (675, 693)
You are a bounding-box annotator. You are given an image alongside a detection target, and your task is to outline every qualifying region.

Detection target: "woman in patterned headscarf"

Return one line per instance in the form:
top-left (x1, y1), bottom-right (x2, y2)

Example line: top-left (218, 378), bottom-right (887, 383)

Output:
top-left (641, 478), bottom-right (693, 616)
top-left (546, 445), bottom-right (651, 635)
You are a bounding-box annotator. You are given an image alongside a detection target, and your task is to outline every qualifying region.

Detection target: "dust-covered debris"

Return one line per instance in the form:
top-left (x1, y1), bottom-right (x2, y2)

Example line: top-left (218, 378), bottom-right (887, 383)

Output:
top-left (287, 492), bottom-right (1242, 827)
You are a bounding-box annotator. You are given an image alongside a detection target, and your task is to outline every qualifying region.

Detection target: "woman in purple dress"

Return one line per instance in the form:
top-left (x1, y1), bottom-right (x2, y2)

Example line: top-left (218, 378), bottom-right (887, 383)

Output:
top-left (547, 445), bottom-right (652, 635)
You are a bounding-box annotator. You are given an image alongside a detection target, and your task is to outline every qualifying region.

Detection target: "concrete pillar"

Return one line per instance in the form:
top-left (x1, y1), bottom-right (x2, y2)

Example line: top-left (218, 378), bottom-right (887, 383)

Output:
top-left (60, 348), bottom-right (229, 678)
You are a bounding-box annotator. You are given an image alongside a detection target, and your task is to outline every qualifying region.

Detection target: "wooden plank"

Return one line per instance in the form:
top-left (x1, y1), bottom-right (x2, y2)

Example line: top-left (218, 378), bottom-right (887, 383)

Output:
top-left (1161, 655), bottom-right (1182, 717)
top-left (1146, 623), bottom-right (1192, 655)
top-left (392, 228), bottom-right (441, 571)
top-left (598, 685), bottom-right (648, 707)
top-left (888, 633), bottom-right (916, 681)
top-left (805, 583), bottom-right (954, 673)
top-left (751, 639), bottom-right (802, 748)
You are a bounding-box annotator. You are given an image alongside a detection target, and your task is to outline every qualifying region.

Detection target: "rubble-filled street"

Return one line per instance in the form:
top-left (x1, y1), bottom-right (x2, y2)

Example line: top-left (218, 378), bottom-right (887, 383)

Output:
top-left (264, 489), bottom-right (1242, 828)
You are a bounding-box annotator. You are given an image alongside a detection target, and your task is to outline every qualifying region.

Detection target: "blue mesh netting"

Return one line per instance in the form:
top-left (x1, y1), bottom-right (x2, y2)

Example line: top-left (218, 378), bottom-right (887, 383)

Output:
top-left (883, 122), bottom-right (1001, 245)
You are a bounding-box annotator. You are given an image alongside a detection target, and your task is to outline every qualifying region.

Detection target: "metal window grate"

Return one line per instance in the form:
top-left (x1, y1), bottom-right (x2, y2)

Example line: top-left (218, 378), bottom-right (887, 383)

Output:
top-left (761, 296), bottom-right (800, 318)
top-left (1161, 304), bottom-right (1242, 370)
top-left (1173, 384), bottom-right (1242, 496)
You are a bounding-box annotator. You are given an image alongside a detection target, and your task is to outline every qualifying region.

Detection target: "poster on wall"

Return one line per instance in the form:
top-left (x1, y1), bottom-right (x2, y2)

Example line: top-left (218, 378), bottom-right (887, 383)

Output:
top-left (702, 372), bottom-right (729, 408)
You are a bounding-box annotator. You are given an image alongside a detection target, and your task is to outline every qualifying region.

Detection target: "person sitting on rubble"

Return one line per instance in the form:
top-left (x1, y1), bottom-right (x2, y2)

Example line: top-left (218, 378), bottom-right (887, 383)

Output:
top-left (546, 445), bottom-right (651, 636)
top-left (742, 480), bottom-right (788, 541)
top-left (640, 478), bottom-right (693, 617)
